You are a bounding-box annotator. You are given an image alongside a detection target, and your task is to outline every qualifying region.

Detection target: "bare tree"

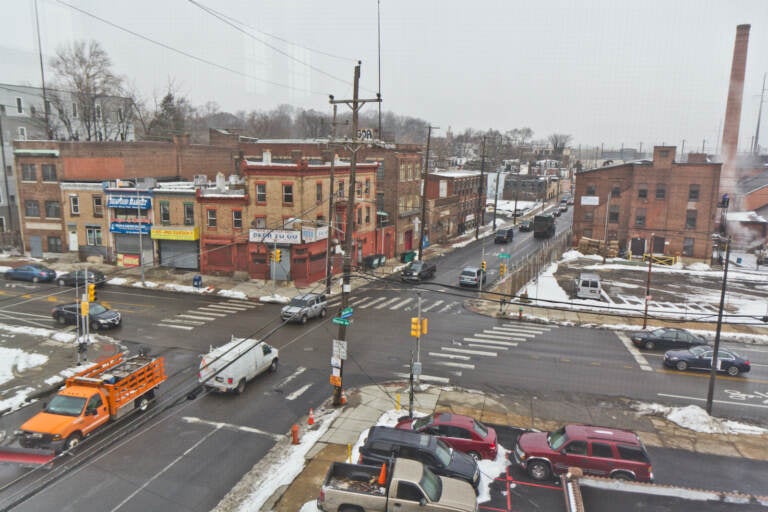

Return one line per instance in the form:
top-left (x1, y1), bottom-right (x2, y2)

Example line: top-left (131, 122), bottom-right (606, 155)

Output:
top-left (548, 133), bottom-right (573, 156)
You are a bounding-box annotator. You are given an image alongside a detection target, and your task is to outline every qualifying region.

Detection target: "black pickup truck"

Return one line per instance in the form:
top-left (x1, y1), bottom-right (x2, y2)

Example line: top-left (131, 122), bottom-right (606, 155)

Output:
top-left (400, 260), bottom-right (437, 282)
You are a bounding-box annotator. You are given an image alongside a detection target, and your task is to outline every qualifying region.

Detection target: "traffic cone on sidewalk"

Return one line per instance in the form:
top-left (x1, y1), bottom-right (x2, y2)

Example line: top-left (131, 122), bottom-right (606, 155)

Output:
top-left (308, 408), bottom-right (315, 426)
top-left (378, 463), bottom-right (387, 485)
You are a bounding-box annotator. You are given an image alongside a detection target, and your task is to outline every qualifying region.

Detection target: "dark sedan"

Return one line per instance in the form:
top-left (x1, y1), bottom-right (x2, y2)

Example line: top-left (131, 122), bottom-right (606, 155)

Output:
top-left (631, 327), bottom-right (707, 350)
top-left (663, 346), bottom-right (750, 376)
top-left (56, 269), bottom-right (107, 287)
top-left (400, 260), bottom-right (436, 282)
top-left (518, 220), bottom-right (532, 232)
top-left (4, 264), bottom-right (56, 283)
top-left (52, 302), bottom-right (122, 330)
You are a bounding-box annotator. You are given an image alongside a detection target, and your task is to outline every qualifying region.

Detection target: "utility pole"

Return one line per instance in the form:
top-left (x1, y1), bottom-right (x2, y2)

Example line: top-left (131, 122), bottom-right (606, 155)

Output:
top-left (418, 125), bottom-right (436, 261)
top-left (329, 63), bottom-right (381, 406)
top-left (136, 181), bottom-right (145, 285)
top-left (754, 73), bottom-right (766, 155)
top-left (325, 105), bottom-right (338, 295)
top-left (0, 115), bottom-right (15, 233)
top-left (706, 236), bottom-right (731, 415)
top-left (34, 0), bottom-right (52, 139)
top-left (475, 136), bottom-right (486, 240)
top-left (643, 233), bottom-right (654, 329)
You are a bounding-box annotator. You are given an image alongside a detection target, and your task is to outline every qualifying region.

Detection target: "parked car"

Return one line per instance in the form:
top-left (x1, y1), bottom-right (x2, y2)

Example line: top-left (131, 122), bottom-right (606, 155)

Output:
top-left (400, 260), bottom-right (437, 282)
top-left (518, 220), bottom-right (533, 232)
top-left (663, 345), bottom-right (750, 376)
top-left (358, 426), bottom-right (480, 491)
top-left (494, 228), bottom-right (514, 244)
top-left (56, 269), bottom-right (107, 287)
top-left (631, 327), bottom-right (707, 350)
top-left (396, 412), bottom-right (498, 460)
top-left (459, 266), bottom-right (486, 287)
top-left (52, 302), bottom-right (122, 330)
top-left (280, 293), bottom-right (327, 324)
top-left (513, 424), bottom-right (654, 482)
top-left (4, 264), bottom-right (56, 283)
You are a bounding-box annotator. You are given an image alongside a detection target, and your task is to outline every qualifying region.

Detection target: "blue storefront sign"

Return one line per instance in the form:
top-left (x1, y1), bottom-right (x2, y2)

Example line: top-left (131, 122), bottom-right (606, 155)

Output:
top-left (110, 222), bottom-right (151, 235)
top-left (107, 196), bottom-right (152, 209)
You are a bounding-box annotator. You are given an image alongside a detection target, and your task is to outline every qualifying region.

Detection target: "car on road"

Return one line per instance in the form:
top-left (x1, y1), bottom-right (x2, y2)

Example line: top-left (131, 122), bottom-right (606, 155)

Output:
top-left (631, 327), bottom-right (707, 350)
top-left (552, 208), bottom-right (562, 217)
top-left (56, 269), bottom-right (107, 287)
top-left (663, 345), bottom-right (750, 376)
top-left (493, 228), bottom-right (515, 244)
top-left (52, 302), bottom-right (122, 330)
top-left (280, 293), bottom-right (327, 324)
top-left (513, 424), bottom-right (653, 482)
top-left (459, 266), bottom-right (486, 287)
top-left (518, 220), bottom-right (532, 232)
top-left (4, 264), bottom-right (56, 283)
top-left (400, 260), bottom-right (437, 282)
top-left (396, 412), bottom-right (498, 460)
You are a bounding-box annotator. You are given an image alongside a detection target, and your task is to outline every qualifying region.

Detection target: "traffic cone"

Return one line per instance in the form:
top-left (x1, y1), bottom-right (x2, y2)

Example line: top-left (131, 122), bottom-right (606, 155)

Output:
top-left (341, 391), bottom-right (347, 405)
top-left (308, 408), bottom-right (315, 426)
top-left (378, 463), bottom-right (387, 485)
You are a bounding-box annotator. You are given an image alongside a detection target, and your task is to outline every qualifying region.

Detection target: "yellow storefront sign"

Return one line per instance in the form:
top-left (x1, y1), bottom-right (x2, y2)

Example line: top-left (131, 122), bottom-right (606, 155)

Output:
top-left (151, 226), bottom-right (200, 241)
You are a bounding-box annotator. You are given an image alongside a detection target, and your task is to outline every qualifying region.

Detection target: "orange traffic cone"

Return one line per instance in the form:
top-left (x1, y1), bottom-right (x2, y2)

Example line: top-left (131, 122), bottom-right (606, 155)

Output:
top-left (378, 463), bottom-right (387, 485)
top-left (308, 408), bottom-right (315, 426)
top-left (340, 391), bottom-right (347, 405)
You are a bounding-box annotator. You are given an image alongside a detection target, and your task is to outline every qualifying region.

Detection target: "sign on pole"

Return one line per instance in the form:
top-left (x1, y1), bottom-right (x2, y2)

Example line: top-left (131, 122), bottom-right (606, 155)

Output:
top-left (340, 307), bottom-right (354, 319)
top-left (332, 317), bottom-right (351, 326)
top-left (499, 252), bottom-right (511, 259)
top-left (332, 339), bottom-right (348, 360)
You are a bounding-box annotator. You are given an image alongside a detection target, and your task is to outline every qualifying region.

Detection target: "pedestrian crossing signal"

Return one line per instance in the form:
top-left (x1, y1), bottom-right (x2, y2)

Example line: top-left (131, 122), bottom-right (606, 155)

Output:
top-left (87, 283), bottom-right (97, 302)
top-left (421, 318), bottom-right (428, 335)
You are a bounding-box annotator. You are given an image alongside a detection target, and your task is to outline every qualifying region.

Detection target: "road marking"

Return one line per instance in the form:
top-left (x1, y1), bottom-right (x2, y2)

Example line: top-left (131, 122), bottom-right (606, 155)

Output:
top-left (276, 367), bottom-right (306, 389)
top-left (224, 300), bottom-right (258, 308)
top-left (499, 323), bottom-right (551, 332)
top-left (358, 297), bottom-right (387, 308)
top-left (468, 343), bottom-right (509, 350)
top-left (163, 317), bottom-right (206, 325)
top-left (394, 372), bottom-right (450, 384)
top-left (429, 352), bottom-right (471, 360)
top-left (478, 331), bottom-right (530, 340)
top-left (657, 393), bottom-right (768, 410)
top-left (204, 304), bottom-right (250, 312)
top-left (286, 383), bottom-right (312, 400)
top-left (194, 309), bottom-right (228, 317)
top-left (438, 301), bottom-right (460, 313)
top-left (375, 297), bottom-right (402, 309)
top-left (157, 323), bottom-right (195, 330)
top-left (435, 361), bottom-right (476, 369)
top-left (389, 297), bottom-right (414, 309)
top-left (492, 328), bottom-right (540, 337)
top-left (422, 300), bottom-right (444, 312)
top-left (463, 338), bottom-right (518, 347)
top-left (348, 296), bottom-right (371, 306)
top-left (442, 347), bottom-right (497, 357)
top-left (616, 332), bottom-right (653, 371)
top-left (177, 313), bottom-right (218, 321)
top-left (182, 416), bottom-right (283, 440)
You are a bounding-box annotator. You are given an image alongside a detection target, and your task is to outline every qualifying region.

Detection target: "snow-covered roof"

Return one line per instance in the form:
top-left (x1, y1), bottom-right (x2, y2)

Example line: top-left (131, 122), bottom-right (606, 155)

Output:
top-left (726, 211), bottom-right (768, 223)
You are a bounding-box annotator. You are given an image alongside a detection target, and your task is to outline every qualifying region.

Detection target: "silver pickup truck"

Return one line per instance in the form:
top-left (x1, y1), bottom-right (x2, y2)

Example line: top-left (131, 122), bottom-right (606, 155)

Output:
top-left (280, 293), bottom-right (328, 324)
top-left (317, 458), bottom-right (477, 512)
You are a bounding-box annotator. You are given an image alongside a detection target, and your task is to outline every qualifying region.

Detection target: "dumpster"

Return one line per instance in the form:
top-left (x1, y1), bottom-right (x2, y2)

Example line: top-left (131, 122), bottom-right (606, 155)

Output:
top-left (376, 254), bottom-right (386, 267)
top-left (399, 251), bottom-right (416, 263)
top-left (363, 255), bottom-right (380, 269)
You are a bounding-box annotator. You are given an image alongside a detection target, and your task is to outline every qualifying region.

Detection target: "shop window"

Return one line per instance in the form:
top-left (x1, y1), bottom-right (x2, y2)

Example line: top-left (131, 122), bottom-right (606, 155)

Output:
top-left (24, 200), bottom-right (40, 217)
top-left (47, 237), bottom-right (62, 253)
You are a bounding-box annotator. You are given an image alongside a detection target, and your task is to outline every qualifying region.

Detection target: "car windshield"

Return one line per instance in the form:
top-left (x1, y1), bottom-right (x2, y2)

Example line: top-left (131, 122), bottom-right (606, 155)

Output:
top-left (547, 426), bottom-right (569, 450)
top-left (435, 439), bottom-right (452, 466)
top-left (472, 419), bottom-right (488, 438)
top-left (412, 414), bottom-right (435, 430)
top-left (46, 395), bottom-right (86, 416)
top-left (690, 345), bottom-right (708, 356)
top-left (90, 304), bottom-right (107, 314)
top-left (419, 465), bottom-right (442, 502)
top-left (289, 298), bottom-right (309, 307)
top-left (410, 262), bottom-right (424, 270)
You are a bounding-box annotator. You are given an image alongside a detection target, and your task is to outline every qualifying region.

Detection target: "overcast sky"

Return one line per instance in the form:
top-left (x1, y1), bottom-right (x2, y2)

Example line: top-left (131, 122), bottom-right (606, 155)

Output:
top-left (3, 0), bottom-right (768, 152)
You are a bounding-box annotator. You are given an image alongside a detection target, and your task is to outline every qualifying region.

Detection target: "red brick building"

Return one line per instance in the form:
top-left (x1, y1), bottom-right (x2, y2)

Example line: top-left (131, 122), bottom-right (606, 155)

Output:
top-left (424, 169), bottom-right (485, 239)
top-left (572, 146), bottom-right (721, 261)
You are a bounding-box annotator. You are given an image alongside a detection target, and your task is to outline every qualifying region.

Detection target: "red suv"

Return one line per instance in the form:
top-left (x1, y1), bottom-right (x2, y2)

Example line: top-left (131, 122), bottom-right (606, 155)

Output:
top-left (396, 412), bottom-right (498, 460)
top-left (513, 424), bottom-right (653, 482)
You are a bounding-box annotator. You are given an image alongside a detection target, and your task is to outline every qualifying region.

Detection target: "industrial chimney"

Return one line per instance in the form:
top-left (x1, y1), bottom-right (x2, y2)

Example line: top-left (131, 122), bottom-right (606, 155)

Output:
top-left (720, 24), bottom-right (750, 205)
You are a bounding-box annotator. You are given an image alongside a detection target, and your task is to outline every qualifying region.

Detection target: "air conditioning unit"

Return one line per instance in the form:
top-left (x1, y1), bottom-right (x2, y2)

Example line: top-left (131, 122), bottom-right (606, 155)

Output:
top-left (194, 175), bottom-right (207, 186)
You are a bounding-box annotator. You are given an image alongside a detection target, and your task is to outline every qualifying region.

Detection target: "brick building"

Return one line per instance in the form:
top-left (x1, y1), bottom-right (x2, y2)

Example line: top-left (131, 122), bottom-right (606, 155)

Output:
top-left (572, 146), bottom-right (721, 261)
top-left (424, 169), bottom-right (485, 238)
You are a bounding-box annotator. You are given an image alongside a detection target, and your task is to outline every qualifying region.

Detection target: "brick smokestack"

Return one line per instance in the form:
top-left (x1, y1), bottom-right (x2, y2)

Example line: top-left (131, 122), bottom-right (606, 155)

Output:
top-left (720, 24), bottom-right (750, 203)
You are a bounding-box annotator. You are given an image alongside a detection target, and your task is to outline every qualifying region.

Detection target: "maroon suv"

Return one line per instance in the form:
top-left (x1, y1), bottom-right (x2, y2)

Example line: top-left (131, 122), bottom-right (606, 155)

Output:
top-left (513, 424), bottom-right (653, 482)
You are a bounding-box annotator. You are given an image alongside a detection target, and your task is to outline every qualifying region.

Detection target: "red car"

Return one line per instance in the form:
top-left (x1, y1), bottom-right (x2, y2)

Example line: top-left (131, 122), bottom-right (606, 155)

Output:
top-left (396, 412), bottom-right (498, 460)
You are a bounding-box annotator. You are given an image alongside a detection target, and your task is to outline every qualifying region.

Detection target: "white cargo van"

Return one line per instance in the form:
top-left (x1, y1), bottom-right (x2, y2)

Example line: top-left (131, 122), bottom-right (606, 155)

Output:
top-left (199, 337), bottom-right (278, 394)
top-left (575, 272), bottom-right (601, 300)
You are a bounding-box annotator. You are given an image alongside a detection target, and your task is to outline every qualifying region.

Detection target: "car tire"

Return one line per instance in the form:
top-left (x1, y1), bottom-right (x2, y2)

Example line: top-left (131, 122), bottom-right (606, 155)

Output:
top-left (676, 361), bottom-right (688, 371)
top-left (64, 433), bottom-right (82, 451)
top-left (320, 308), bottom-right (327, 318)
top-left (135, 396), bottom-right (150, 412)
top-left (611, 471), bottom-right (634, 481)
top-left (644, 341), bottom-right (655, 350)
top-left (300, 314), bottom-right (308, 325)
top-left (57, 279), bottom-right (67, 286)
top-left (726, 366), bottom-right (740, 376)
top-left (90, 321), bottom-right (100, 331)
top-left (32, 276), bottom-right (40, 283)
top-left (56, 314), bottom-right (67, 325)
top-left (3, 273), bottom-right (10, 280)
top-left (468, 451), bottom-right (481, 461)
top-left (235, 379), bottom-right (246, 394)
top-left (527, 460), bottom-right (551, 481)
top-left (269, 359), bottom-right (278, 372)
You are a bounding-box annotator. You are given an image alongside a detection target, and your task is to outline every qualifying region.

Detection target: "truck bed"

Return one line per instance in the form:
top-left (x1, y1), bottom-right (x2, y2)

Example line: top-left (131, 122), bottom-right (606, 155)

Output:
top-left (324, 462), bottom-right (387, 496)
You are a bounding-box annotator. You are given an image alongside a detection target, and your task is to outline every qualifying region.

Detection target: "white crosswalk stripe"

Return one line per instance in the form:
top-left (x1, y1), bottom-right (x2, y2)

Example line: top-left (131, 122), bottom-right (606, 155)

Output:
top-left (223, 300), bottom-right (259, 308)
top-left (467, 343), bottom-right (509, 350)
top-left (422, 300), bottom-right (444, 312)
top-left (429, 351), bottom-right (471, 360)
top-left (442, 347), bottom-right (497, 357)
top-left (203, 304), bottom-right (248, 312)
top-left (438, 301), bottom-right (460, 313)
top-left (176, 313), bottom-right (219, 321)
top-left (478, 331), bottom-right (531, 340)
top-left (358, 297), bottom-right (387, 308)
top-left (389, 297), bottom-right (414, 310)
top-left (194, 308), bottom-right (228, 317)
top-left (435, 361), bottom-right (475, 369)
top-left (499, 323), bottom-right (551, 333)
top-left (156, 323), bottom-right (195, 330)
top-left (163, 317), bottom-right (206, 325)
top-left (394, 372), bottom-right (450, 384)
top-left (375, 297), bottom-right (402, 309)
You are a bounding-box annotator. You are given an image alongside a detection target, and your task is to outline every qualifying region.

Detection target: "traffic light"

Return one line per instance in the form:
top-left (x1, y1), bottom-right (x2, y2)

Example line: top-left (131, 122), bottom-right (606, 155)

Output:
top-left (267, 251), bottom-right (273, 263)
top-left (410, 317), bottom-right (421, 337)
top-left (481, 260), bottom-right (487, 272)
top-left (500, 263), bottom-right (507, 276)
top-left (87, 283), bottom-right (96, 302)
top-left (275, 249), bottom-right (281, 262)
top-left (421, 318), bottom-right (428, 335)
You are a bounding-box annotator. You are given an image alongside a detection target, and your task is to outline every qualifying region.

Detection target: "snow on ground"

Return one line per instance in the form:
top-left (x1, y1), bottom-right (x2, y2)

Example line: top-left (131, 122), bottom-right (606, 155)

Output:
top-left (635, 403), bottom-right (768, 435)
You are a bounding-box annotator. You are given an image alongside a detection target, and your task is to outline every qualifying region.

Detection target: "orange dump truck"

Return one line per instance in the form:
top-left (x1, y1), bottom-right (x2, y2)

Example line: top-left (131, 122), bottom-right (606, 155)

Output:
top-left (3, 352), bottom-right (166, 464)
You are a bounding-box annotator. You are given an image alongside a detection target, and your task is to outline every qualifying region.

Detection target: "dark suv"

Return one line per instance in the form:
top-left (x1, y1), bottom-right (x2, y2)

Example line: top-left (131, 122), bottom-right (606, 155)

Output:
top-left (494, 228), bottom-right (514, 244)
top-left (400, 260), bottom-right (437, 282)
top-left (359, 426), bottom-right (480, 491)
top-left (513, 424), bottom-right (653, 482)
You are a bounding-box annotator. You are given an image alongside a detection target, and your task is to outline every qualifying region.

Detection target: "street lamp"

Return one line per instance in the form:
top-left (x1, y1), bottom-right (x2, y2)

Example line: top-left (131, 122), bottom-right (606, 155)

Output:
top-left (706, 235), bottom-right (731, 415)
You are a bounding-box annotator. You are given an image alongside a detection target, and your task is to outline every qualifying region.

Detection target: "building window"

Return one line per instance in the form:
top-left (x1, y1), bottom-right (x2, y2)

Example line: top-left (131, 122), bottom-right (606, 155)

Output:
top-left (608, 205), bottom-right (619, 223)
top-left (377, 163), bottom-right (385, 181)
top-left (611, 185), bottom-right (621, 198)
top-left (682, 237), bottom-right (694, 256)
top-left (184, 202), bottom-right (194, 225)
top-left (72, 102), bottom-right (78, 118)
top-left (655, 184), bottom-right (666, 199)
top-left (45, 200), bottom-right (61, 218)
top-left (688, 184), bottom-right (700, 201)
top-left (24, 200), bottom-right (40, 217)
top-left (586, 185), bottom-right (596, 195)
top-left (70, 196), bottom-right (80, 215)
top-left (316, 182), bottom-right (323, 203)
top-left (159, 201), bottom-right (170, 224)
top-left (252, 216), bottom-right (266, 229)
top-left (357, 207), bottom-right (362, 225)
top-left (399, 163), bottom-right (406, 181)
top-left (638, 187), bottom-right (648, 199)
top-left (364, 179), bottom-right (371, 196)
top-left (583, 229), bottom-right (593, 238)
top-left (47, 236), bottom-right (62, 253)
top-left (93, 195), bottom-right (103, 217)
top-left (233, 210), bottom-right (242, 229)
top-left (17, 127), bottom-right (27, 140)
top-left (207, 209), bottom-right (217, 228)
top-left (356, 181), bottom-right (363, 197)
top-left (635, 208), bottom-right (646, 227)
top-left (42, 164), bottom-right (57, 182)
top-left (338, 180), bottom-right (345, 198)
top-left (255, 183), bottom-right (267, 203)
top-left (685, 209), bottom-right (697, 229)
top-left (365, 206), bottom-right (371, 224)
top-left (282, 183), bottom-right (294, 204)
top-left (21, 164), bottom-right (36, 181)
top-left (86, 226), bottom-right (102, 245)
top-left (16, 98), bottom-right (23, 114)
top-left (583, 210), bottom-right (594, 222)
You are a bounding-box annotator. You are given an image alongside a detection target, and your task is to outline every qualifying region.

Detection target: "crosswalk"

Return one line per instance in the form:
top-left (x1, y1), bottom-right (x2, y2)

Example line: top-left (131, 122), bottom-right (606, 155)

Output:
top-left (394, 322), bottom-right (553, 384)
top-left (157, 299), bottom-right (260, 330)
top-left (328, 295), bottom-right (462, 314)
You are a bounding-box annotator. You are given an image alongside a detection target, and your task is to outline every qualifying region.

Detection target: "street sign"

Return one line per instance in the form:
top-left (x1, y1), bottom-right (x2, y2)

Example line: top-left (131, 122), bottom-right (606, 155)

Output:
top-left (332, 317), bottom-right (351, 326)
top-left (332, 339), bottom-right (348, 360)
top-left (499, 252), bottom-right (511, 259)
top-left (340, 307), bottom-right (354, 319)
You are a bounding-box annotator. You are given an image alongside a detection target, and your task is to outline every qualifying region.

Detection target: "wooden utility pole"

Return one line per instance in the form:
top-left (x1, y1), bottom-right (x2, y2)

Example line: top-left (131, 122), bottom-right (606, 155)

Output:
top-left (329, 63), bottom-right (381, 406)
top-left (325, 105), bottom-right (338, 295)
top-left (475, 137), bottom-right (486, 240)
top-left (418, 125), bottom-right (436, 260)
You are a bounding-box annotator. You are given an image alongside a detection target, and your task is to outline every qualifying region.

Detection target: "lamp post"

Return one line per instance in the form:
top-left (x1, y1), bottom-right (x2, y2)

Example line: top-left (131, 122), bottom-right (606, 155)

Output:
top-left (706, 236), bottom-right (731, 415)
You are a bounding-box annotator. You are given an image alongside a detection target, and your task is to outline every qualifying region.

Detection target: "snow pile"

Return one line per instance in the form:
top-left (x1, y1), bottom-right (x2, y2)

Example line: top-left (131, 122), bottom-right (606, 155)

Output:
top-left (634, 403), bottom-right (768, 435)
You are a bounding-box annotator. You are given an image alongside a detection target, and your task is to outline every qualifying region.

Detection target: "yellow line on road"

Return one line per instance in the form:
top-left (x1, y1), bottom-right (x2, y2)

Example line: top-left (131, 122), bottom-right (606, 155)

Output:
top-left (656, 368), bottom-right (768, 384)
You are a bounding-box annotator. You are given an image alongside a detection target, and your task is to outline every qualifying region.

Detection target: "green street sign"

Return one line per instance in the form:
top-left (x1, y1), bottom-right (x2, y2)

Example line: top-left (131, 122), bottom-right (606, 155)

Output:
top-left (499, 252), bottom-right (511, 259)
top-left (332, 317), bottom-right (351, 326)
top-left (341, 307), bottom-right (354, 318)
